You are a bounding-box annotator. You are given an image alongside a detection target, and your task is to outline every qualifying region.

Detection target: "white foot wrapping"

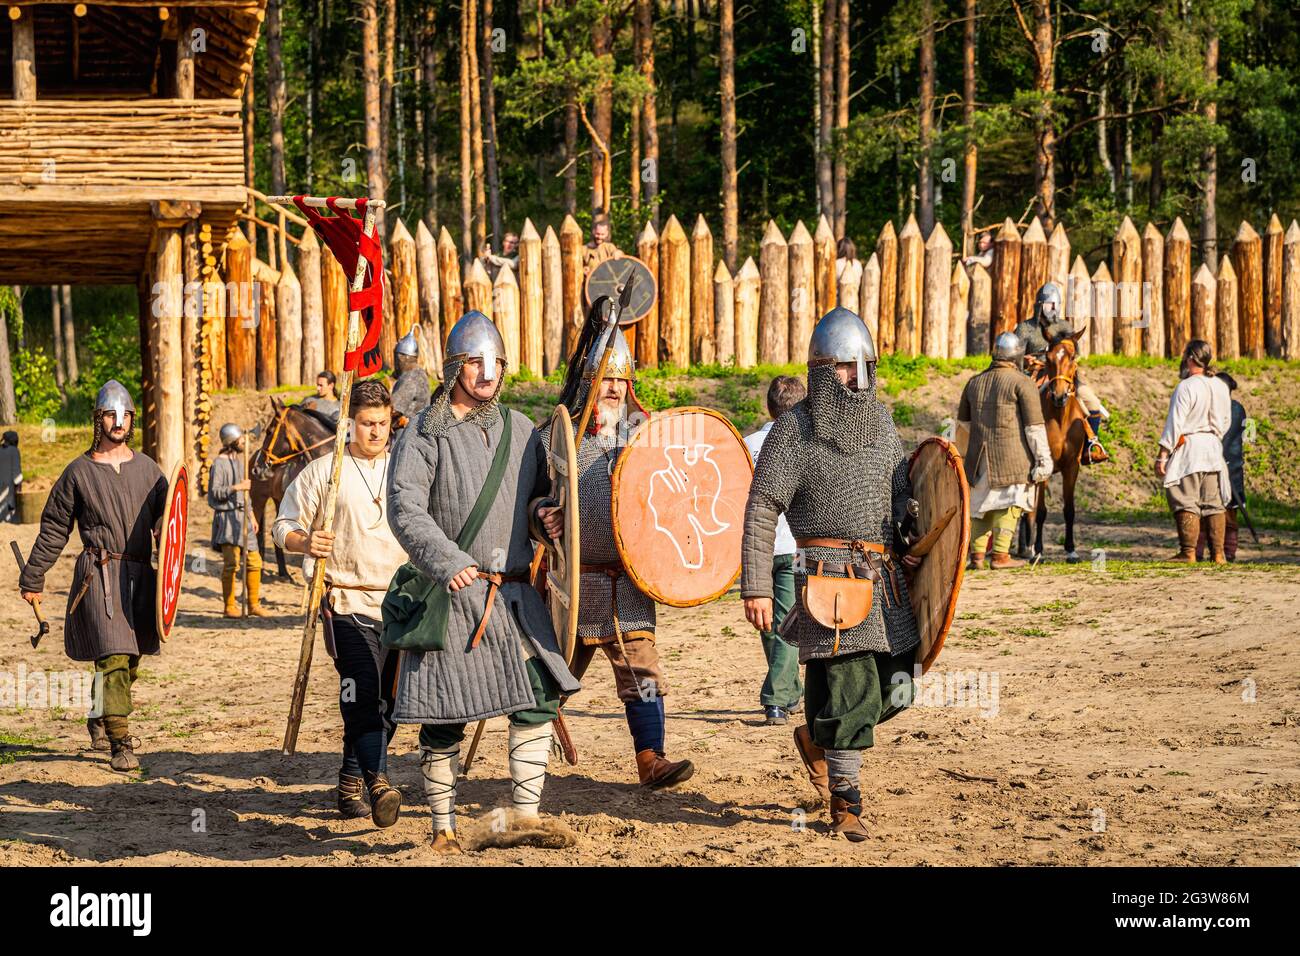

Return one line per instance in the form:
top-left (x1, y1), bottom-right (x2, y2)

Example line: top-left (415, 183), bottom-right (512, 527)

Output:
top-left (508, 722), bottom-right (553, 818)
top-left (420, 744), bottom-right (460, 832)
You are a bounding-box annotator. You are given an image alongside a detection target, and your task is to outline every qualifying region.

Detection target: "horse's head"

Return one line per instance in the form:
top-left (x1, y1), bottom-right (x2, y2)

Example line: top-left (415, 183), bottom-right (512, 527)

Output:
top-left (250, 397), bottom-right (289, 480)
top-left (1044, 330), bottom-right (1084, 410)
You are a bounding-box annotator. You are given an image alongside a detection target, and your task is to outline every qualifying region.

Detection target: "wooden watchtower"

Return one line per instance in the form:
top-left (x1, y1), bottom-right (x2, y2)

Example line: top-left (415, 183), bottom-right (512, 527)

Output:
top-left (0, 1), bottom-right (265, 485)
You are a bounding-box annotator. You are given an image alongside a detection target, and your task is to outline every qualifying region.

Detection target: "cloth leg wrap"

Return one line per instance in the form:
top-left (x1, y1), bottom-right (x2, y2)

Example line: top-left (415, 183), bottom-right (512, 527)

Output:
top-left (420, 744), bottom-right (460, 832)
top-left (624, 697), bottom-right (666, 754)
top-left (825, 748), bottom-right (863, 792)
top-left (991, 506), bottom-right (1023, 555)
top-left (508, 721), bottom-right (553, 817)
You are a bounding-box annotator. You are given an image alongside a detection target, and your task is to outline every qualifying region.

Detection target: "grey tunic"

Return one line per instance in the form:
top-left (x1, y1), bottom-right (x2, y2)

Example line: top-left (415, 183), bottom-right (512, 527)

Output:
top-left (386, 401), bottom-right (580, 724)
top-left (207, 455), bottom-right (254, 549)
top-left (539, 420), bottom-right (656, 642)
top-left (19, 452), bottom-right (167, 662)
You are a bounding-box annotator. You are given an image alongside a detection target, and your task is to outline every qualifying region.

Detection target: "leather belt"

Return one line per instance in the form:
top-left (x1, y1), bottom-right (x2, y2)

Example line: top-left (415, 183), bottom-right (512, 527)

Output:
top-left (469, 571), bottom-right (530, 649)
top-left (71, 548), bottom-right (146, 620)
top-left (581, 562), bottom-right (626, 577)
top-left (796, 537), bottom-right (887, 556)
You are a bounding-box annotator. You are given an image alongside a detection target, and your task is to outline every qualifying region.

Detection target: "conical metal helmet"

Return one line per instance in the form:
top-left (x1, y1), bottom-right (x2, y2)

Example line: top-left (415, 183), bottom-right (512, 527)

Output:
top-left (584, 326), bottom-right (635, 383)
top-left (1034, 282), bottom-right (1062, 324)
top-left (395, 327), bottom-right (419, 357)
top-left (992, 331), bottom-right (1026, 362)
top-left (807, 306), bottom-right (876, 383)
top-left (94, 379), bottom-right (136, 425)
top-left (445, 310), bottom-right (506, 381)
top-left (218, 423), bottom-right (243, 447)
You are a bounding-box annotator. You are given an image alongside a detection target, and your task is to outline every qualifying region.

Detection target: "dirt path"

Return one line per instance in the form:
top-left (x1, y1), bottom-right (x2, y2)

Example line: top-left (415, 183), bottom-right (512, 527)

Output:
top-left (2, 501), bottom-right (1297, 866)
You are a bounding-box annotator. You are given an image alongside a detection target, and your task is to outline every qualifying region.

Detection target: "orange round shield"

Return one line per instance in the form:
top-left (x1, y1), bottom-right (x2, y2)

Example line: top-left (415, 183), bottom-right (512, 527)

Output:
top-left (610, 407), bottom-right (753, 607)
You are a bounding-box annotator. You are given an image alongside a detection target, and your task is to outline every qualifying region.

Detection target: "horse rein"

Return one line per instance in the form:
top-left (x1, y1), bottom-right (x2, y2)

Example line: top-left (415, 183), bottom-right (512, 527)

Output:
top-left (260, 407), bottom-right (334, 469)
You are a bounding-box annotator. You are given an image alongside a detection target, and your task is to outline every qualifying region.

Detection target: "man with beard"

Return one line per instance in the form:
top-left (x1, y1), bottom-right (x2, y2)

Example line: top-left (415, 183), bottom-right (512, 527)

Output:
top-left (385, 310), bottom-right (578, 854)
top-left (539, 326), bottom-right (694, 790)
top-left (19, 381), bottom-right (168, 771)
top-left (741, 307), bottom-right (920, 842)
top-left (390, 328), bottom-right (431, 427)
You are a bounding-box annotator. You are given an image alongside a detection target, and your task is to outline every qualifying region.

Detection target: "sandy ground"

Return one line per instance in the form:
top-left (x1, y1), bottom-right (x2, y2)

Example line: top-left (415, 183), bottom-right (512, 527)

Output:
top-left (2, 493), bottom-right (1298, 866)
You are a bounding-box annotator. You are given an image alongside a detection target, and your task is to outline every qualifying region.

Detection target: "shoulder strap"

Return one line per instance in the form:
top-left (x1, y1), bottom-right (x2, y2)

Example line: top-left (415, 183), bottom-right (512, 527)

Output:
top-left (455, 407), bottom-right (514, 550)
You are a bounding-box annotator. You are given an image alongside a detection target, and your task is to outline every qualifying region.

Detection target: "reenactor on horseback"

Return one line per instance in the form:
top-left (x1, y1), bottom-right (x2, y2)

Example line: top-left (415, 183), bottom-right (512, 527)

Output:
top-left (957, 332), bottom-right (1055, 569)
top-left (390, 328), bottom-right (431, 428)
top-left (1014, 282), bottom-right (1109, 465)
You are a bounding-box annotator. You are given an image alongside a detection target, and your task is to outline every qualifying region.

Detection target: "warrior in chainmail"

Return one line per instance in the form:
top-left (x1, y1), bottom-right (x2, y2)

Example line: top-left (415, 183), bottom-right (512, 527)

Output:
top-left (385, 310), bottom-right (579, 855)
top-left (741, 307), bottom-right (920, 843)
top-left (539, 324), bottom-right (695, 791)
top-left (389, 328), bottom-right (431, 427)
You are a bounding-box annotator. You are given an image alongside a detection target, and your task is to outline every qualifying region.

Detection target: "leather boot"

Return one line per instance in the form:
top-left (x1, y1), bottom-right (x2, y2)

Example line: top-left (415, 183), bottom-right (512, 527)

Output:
top-left (1207, 511), bottom-right (1228, 565)
top-left (829, 783), bottom-right (870, 843)
top-left (1195, 518), bottom-right (1208, 561)
top-left (222, 564), bottom-right (241, 618)
top-left (103, 716), bottom-right (139, 772)
top-left (1171, 511), bottom-right (1199, 562)
top-left (364, 771), bottom-right (402, 828)
top-left (431, 829), bottom-right (463, 855)
top-left (989, 552), bottom-right (1026, 569)
top-left (246, 566), bottom-right (271, 617)
top-left (793, 724), bottom-right (831, 805)
top-left (635, 749), bottom-right (694, 790)
top-left (87, 717), bottom-right (110, 752)
top-left (967, 552), bottom-right (986, 571)
top-left (1225, 516), bottom-right (1239, 562)
top-left (336, 771), bottom-right (369, 819)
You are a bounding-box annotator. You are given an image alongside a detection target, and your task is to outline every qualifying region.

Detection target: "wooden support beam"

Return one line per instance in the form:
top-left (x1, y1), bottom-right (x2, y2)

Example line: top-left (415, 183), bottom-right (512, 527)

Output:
top-left (635, 221), bottom-right (660, 371)
top-left (758, 220), bottom-right (788, 364)
top-left (298, 227), bottom-right (325, 382)
top-left (12, 6), bottom-right (36, 102)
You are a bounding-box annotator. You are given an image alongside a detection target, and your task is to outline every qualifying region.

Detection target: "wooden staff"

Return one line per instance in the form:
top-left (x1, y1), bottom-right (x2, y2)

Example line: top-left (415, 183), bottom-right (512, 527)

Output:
top-left (267, 196), bottom-right (384, 755)
top-left (242, 436), bottom-right (253, 617)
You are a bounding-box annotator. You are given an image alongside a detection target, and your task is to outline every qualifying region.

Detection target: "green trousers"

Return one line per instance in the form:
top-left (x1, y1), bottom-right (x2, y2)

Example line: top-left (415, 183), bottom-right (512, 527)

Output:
top-left (94, 654), bottom-right (139, 718)
top-left (805, 649), bottom-right (915, 751)
top-left (418, 657), bottom-right (562, 750)
top-left (760, 554), bottom-right (803, 709)
top-left (970, 505), bottom-right (1023, 556)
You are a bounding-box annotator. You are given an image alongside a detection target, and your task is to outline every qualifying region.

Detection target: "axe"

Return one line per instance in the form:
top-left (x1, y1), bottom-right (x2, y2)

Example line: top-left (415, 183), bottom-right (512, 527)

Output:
top-left (10, 541), bottom-right (49, 649)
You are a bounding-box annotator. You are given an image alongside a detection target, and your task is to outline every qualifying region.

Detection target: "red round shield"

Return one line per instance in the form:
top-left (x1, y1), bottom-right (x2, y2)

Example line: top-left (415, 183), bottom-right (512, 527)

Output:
top-left (156, 463), bottom-right (189, 641)
top-left (610, 407), bottom-right (753, 607)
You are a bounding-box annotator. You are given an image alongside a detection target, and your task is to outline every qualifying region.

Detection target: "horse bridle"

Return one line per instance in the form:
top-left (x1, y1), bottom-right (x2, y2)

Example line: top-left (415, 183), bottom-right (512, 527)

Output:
top-left (258, 406), bottom-right (333, 471)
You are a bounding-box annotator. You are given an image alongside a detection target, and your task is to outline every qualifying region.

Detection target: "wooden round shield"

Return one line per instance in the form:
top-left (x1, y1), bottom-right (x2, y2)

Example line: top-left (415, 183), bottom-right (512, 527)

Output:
top-left (156, 462), bottom-right (189, 641)
top-left (611, 407), bottom-right (753, 607)
top-left (907, 437), bottom-right (970, 674)
top-left (546, 406), bottom-right (581, 664)
top-left (583, 256), bottom-right (656, 323)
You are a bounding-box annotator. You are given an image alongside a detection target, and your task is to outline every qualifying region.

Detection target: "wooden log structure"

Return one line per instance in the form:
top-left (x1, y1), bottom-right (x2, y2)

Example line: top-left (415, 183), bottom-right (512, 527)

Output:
top-left (690, 215), bottom-right (715, 365)
top-left (635, 221), bottom-right (660, 370)
top-left (1233, 220), bottom-right (1264, 359)
top-left (492, 264), bottom-right (521, 374)
top-left (1141, 221), bottom-right (1166, 358)
top-left (734, 256), bottom-right (760, 369)
top-left (859, 252), bottom-right (881, 346)
top-left (436, 226), bottom-right (464, 337)
top-left (713, 260), bottom-right (734, 366)
top-left (152, 226), bottom-right (184, 477)
top-left (181, 219), bottom-right (202, 491)
top-left (253, 258), bottom-right (278, 391)
top-left (922, 221), bottom-right (952, 359)
top-left (1090, 261), bottom-right (1114, 356)
top-left (389, 218), bottom-right (419, 344)
top-left (1216, 254), bottom-right (1240, 361)
top-left (787, 220), bottom-right (815, 362)
top-left (1017, 216), bottom-right (1049, 322)
top-left (659, 214), bottom-right (690, 368)
top-left (813, 214), bottom-right (836, 319)
top-left (1047, 223), bottom-right (1070, 294)
top-left (758, 220), bottom-right (789, 364)
top-left (559, 215), bottom-right (584, 359)
top-left (837, 257), bottom-right (862, 314)
top-left (875, 221), bottom-right (898, 353)
top-left (1191, 263), bottom-right (1216, 347)
top-left (517, 219), bottom-right (544, 376)
top-left (224, 229), bottom-right (255, 387)
top-left (11, 7), bottom-right (36, 102)
top-left (948, 262), bottom-right (969, 360)
top-left (1284, 221), bottom-right (1300, 361)
top-left (414, 220), bottom-right (442, 373)
top-left (1164, 217), bottom-right (1191, 359)
top-left (542, 225), bottom-right (565, 371)
top-left (967, 262), bottom-right (991, 356)
top-left (1264, 213), bottom-right (1285, 357)
top-left (276, 258), bottom-right (302, 387)
top-left (991, 218), bottom-right (1021, 341)
top-left (463, 257), bottom-right (493, 320)
top-left (1112, 216), bottom-right (1143, 356)
top-left (321, 243), bottom-right (349, 373)
top-left (894, 213), bottom-right (924, 356)
top-left (298, 226), bottom-right (325, 382)
top-left (1065, 256), bottom-right (1091, 358)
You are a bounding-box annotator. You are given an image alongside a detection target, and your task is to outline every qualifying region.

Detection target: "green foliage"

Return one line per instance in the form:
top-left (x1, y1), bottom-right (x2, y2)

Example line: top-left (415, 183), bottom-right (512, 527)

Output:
top-left (63, 310), bottom-right (142, 423)
top-left (12, 348), bottom-right (62, 422)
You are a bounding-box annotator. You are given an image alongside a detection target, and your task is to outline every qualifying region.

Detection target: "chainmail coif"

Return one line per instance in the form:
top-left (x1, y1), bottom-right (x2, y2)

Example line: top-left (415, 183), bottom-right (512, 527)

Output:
top-left (418, 357), bottom-right (504, 440)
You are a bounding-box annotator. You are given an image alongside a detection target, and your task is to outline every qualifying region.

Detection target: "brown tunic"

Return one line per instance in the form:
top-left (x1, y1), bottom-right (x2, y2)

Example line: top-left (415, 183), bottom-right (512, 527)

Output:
top-left (957, 363), bottom-right (1044, 488)
top-left (20, 452), bottom-right (168, 662)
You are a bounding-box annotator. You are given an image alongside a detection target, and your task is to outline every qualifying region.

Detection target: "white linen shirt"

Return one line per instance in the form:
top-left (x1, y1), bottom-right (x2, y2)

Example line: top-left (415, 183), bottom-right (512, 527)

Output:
top-left (1158, 374), bottom-right (1231, 491)
top-left (744, 422), bottom-right (797, 556)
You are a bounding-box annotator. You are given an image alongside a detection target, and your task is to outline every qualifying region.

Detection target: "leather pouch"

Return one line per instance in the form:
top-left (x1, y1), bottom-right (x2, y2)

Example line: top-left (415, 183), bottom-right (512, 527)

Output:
top-left (801, 562), bottom-right (873, 653)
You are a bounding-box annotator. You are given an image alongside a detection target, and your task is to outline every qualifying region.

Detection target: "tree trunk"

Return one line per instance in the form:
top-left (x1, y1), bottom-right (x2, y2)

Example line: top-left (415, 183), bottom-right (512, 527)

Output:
top-left (720, 0), bottom-right (738, 270)
top-left (482, 0), bottom-right (504, 246)
top-left (381, 0), bottom-right (396, 168)
top-left (1030, 0), bottom-right (1056, 229)
top-left (422, 4), bottom-right (439, 234)
top-left (459, 0), bottom-right (474, 259)
top-left (267, 0), bottom-right (287, 197)
top-left (1200, 32), bottom-right (1218, 265)
top-left (637, 0), bottom-right (660, 224)
top-left (307, 0), bottom-right (317, 191)
top-left (242, 64), bottom-right (256, 243)
top-left (51, 286), bottom-right (67, 391)
top-left (62, 286), bottom-right (78, 383)
top-left (0, 305), bottom-right (14, 425)
top-left (563, 100), bottom-right (578, 217)
top-left (917, 0), bottom-right (935, 235)
top-left (591, 12), bottom-right (615, 216)
top-left (961, 0), bottom-right (977, 255)
top-left (1097, 75), bottom-right (1116, 195)
top-left (362, 0), bottom-right (386, 238)
top-left (816, 0), bottom-right (836, 223)
top-left (833, 0), bottom-right (849, 236)
top-left (468, 0), bottom-right (486, 253)
top-left (1149, 72), bottom-right (1165, 213)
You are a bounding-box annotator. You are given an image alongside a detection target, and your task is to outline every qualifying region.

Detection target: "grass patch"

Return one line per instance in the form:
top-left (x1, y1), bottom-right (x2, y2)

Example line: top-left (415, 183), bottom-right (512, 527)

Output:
top-left (1031, 599), bottom-right (1079, 613)
top-left (0, 729), bottom-right (52, 766)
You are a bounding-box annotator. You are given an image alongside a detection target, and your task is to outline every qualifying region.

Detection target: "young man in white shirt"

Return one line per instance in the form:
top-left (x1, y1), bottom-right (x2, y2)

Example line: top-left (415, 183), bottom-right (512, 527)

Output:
top-left (274, 379), bottom-right (409, 827)
top-left (743, 376), bottom-right (807, 725)
top-left (1156, 340), bottom-right (1232, 563)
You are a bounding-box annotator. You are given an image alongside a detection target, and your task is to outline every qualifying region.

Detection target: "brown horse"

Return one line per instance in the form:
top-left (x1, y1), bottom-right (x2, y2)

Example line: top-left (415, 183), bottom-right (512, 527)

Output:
top-left (1033, 331), bottom-right (1089, 562)
top-left (250, 398), bottom-right (336, 579)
